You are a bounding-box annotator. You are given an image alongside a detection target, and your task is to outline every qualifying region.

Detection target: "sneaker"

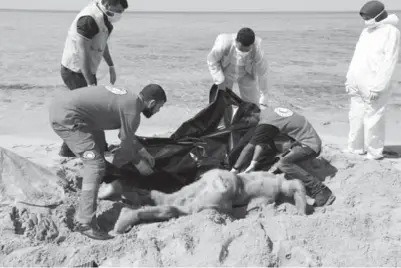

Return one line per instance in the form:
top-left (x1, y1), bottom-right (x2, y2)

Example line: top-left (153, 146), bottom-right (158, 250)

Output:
top-left (366, 154), bottom-right (384, 160)
top-left (313, 187), bottom-right (336, 207)
top-left (74, 223), bottom-right (114, 240)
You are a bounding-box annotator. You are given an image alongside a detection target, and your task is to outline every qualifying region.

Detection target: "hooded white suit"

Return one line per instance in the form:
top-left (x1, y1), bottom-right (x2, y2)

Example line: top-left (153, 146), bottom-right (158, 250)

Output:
top-left (345, 14), bottom-right (400, 159)
top-left (207, 33), bottom-right (270, 108)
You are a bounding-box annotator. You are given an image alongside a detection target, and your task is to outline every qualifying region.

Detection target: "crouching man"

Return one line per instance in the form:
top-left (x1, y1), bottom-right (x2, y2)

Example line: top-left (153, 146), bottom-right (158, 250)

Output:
top-left (231, 107), bottom-right (336, 207)
top-left (49, 83), bottom-right (167, 240)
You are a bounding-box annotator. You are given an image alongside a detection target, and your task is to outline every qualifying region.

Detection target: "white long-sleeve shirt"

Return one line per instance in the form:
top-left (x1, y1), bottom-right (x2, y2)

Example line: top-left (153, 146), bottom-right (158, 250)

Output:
top-left (206, 33), bottom-right (270, 100)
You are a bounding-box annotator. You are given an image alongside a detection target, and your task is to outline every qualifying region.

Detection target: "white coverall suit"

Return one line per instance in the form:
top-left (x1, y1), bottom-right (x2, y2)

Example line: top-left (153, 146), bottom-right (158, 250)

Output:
top-left (207, 33), bottom-right (270, 107)
top-left (345, 14), bottom-right (400, 159)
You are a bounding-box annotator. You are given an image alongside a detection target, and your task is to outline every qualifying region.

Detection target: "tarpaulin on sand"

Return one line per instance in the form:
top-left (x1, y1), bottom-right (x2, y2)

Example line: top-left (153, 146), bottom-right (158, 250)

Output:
top-left (104, 86), bottom-right (289, 193)
top-left (0, 146), bottom-right (65, 207)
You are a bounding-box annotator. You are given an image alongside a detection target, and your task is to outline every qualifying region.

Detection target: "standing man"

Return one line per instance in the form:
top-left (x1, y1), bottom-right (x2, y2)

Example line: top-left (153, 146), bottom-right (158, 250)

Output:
top-left (207, 27), bottom-right (270, 108)
top-left (231, 107), bottom-right (335, 207)
top-left (49, 84), bottom-right (167, 240)
top-left (59, 0), bottom-right (128, 157)
top-left (345, 0), bottom-right (400, 160)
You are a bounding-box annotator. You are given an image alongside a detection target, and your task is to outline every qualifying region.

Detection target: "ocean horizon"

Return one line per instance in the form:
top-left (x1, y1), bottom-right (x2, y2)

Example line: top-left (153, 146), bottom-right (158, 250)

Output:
top-left (2, 8), bottom-right (401, 14)
top-left (1, 9), bottom-right (400, 115)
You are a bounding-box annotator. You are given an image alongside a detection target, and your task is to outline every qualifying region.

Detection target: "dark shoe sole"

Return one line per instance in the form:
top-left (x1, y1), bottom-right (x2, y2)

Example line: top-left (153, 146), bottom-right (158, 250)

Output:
top-left (323, 194), bottom-right (336, 206)
top-left (74, 224), bottom-right (114, 240)
top-left (314, 194), bottom-right (336, 207)
top-left (80, 231), bottom-right (113, 240)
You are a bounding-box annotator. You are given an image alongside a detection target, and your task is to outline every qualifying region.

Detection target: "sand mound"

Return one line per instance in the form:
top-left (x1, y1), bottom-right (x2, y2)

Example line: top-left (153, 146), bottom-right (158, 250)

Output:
top-left (1, 143), bottom-right (401, 267)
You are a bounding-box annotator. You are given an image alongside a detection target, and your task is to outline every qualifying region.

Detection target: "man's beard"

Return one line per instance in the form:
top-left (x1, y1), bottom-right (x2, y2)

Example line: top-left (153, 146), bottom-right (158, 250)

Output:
top-left (142, 107), bottom-right (154, 118)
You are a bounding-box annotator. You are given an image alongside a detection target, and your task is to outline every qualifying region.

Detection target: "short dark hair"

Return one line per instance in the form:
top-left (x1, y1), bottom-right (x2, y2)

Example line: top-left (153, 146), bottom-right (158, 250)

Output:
top-left (140, 84), bottom-right (167, 103)
top-left (236, 27), bottom-right (255, 47)
top-left (102, 0), bottom-right (128, 9)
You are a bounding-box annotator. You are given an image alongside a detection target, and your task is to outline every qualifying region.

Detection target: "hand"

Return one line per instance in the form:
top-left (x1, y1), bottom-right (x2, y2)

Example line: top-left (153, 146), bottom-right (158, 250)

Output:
top-left (138, 148), bottom-right (155, 167)
top-left (244, 160), bottom-right (257, 173)
top-left (98, 180), bottom-right (123, 200)
top-left (109, 66), bottom-right (117, 85)
top-left (134, 159), bottom-right (154, 176)
top-left (368, 91), bottom-right (379, 101)
top-left (259, 95), bottom-right (268, 108)
top-left (345, 85), bottom-right (358, 95)
top-left (230, 168), bottom-right (239, 174)
top-left (267, 164), bottom-right (280, 174)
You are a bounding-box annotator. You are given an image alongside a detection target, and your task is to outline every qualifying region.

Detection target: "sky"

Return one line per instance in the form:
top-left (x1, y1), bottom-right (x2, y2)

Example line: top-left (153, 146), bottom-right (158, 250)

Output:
top-left (1, 0), bottom-right (401, 12)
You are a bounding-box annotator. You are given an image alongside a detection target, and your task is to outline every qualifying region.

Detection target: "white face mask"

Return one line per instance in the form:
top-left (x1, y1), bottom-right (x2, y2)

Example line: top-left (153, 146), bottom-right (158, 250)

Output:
top-left (98, 3), bottom-right (123, 23)
top-left (364, 9), bottom-right (385, 28)
top-left (235, 47), bottom-right (250, 57)
top-left (107, 12), bottom-right (122, 23)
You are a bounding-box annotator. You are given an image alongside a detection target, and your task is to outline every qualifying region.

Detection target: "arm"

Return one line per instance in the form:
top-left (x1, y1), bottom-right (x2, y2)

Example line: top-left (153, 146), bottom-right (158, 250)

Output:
top-left (233, 124), bottom-right (279, 172)
top-left (253, 43), bottom-right (270, 106)
top-left (252, 144), bottom-right (265, 162)
top-left (370, 28), bottom-right (400, 93)
top-left (103, 43), bottom-right (117, 84)
top-left (206, 34), bottom-right (227, 86)
top-left (112, 112), bottom-right (144, 168)
top-left (103, 43), bottom-right (114, 67)
top-left (345, 30), bottom-right (367, 93)
top-left (233, 143), bottom-right (256, 171)
top-left (76, 16), bottom-right (99, 85)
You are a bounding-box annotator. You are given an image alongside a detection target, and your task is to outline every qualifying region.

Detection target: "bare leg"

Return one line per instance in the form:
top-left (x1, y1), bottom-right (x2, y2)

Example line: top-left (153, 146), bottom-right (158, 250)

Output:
top-left (280, 178), bottom-right (307, 216)
top-left (246, 197), bottom-right (274, 213)
top-left (112, 205), bottom-right (188, 234)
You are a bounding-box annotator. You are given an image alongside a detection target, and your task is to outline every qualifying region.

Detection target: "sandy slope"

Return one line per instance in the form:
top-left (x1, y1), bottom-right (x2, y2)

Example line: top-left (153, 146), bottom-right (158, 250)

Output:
top-left (1, 93), bottom-right (401, 266)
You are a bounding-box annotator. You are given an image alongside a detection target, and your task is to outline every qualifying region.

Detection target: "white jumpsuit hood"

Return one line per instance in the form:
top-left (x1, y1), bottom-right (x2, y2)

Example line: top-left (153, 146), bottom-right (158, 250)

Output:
top-left (346, 13), bottom-right (400, 159)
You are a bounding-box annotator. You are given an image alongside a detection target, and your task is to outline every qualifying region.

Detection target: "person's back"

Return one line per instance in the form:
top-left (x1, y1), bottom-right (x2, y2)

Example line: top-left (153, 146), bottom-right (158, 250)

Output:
top-left (259, 107), bottom-right (322, 154)
top-left (49, 85), bottom-right (142, 131)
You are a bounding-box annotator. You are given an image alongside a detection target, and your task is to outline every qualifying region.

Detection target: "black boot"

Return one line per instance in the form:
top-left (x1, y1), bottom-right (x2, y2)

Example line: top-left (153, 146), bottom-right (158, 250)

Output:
top-left (59, 142), bottom-right (76, 157)
top-left (74, 222), bottom-right (113, 240)
top-left (313, 186), bottom-right (336, 207)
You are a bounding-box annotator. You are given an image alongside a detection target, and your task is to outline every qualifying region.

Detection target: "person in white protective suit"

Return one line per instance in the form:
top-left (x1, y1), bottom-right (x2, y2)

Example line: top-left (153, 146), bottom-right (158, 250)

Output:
top-left (207, 27), bottom-right (270, 108)
top-left (345, 0), bottom-right (400, 160)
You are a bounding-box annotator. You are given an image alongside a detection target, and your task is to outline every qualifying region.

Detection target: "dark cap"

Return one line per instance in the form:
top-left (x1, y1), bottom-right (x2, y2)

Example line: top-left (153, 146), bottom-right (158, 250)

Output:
top-left (360, 1), bottom-right (385, 18)
top-left (236, 27), bottom-right (255, 47)
top-left (140, 84), bottom-right (167, 102)
top-left (102, 0), bottom-right (128, 9)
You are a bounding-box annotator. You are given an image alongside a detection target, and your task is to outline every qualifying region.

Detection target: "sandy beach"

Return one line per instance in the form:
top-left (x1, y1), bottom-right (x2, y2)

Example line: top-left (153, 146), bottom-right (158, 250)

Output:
top-left (1, 84), bottom-right (401, 266)
top-left (1, 10), bottom-right (401, 267)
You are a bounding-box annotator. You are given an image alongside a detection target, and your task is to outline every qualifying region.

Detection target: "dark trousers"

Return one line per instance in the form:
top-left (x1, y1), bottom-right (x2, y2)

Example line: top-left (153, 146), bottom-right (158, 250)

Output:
top-left (276, 144), bottom-right (328, 198)
top-left (60, 65), bottom-right (97, 90)
top-left (52, 121), bottom-right (106, 224)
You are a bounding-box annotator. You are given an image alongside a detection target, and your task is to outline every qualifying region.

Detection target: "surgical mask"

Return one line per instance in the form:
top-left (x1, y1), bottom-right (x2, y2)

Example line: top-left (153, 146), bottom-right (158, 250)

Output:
top-left (235, 47), bottom-right (250, 57)
top-left (364, 9), bottom-right (385, 28)
top-left (98, 2), bottom-right (123, 23)
top-left (107, 12), bottom-right (122, 23)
